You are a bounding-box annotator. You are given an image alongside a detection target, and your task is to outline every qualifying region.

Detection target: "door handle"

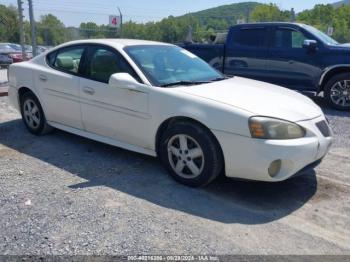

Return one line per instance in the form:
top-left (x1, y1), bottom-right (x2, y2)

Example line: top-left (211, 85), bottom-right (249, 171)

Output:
top-left (39, 74), bottom-right (47, 81)
top-left (82, 86), bottom-right (95, 95)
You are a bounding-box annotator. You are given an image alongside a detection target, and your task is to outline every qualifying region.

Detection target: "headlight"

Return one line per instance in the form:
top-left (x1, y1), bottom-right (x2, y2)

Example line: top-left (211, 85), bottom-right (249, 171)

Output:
top-left (249, 117), bottom-right (306, 140)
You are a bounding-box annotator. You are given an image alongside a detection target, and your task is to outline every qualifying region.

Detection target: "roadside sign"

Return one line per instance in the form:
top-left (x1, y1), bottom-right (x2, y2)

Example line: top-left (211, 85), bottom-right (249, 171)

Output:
top-left (327, 26), bottom-right (334, 36)
top-left (109, 15), bottom-right (121, 28)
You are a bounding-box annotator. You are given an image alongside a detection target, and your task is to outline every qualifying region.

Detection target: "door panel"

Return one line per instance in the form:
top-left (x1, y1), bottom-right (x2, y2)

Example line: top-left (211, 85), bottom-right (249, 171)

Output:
top-left (37, 68), bottom-right (82, 128)
top-left (225, 27), bottom-right (271, 82)
top-left (79, 45), bottom-right (151, 148)
top-left (267, 27), bottom-right (321, 91)
top-left (36, 46), bottom-right (85, 129)
top-left (79, 78), bottom-right (150, 148)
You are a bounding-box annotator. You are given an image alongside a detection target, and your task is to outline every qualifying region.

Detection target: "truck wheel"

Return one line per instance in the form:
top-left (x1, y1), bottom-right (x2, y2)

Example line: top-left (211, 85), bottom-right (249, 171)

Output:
top-left (324, 73), bottom-right (350, 110)
top-left (159, 121), bottom-right (224, 187)
top-left (20, 92), bottom-right (54, 135)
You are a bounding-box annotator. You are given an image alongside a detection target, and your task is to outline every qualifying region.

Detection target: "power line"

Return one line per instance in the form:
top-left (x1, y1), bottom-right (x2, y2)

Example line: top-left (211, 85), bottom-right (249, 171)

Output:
top-left (32, 0), bottom-right (187, 13)
top-left (4, 0), bottom-right (188, 14)
top-left (3, 0), bottom-right (245, 22)
top-left (22, 7), bottom-right (166, 19)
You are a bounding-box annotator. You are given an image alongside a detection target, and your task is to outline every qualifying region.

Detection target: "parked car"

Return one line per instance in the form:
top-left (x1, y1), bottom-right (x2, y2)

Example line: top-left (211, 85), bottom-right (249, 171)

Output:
top-left (0, 44), bottom-right (13, 68)
top-left (0, 43), bottom-right (24, 63)
top-left (0, 53), bottom-right (13, 68)
top-left (36, 45), bottom-right (48, 54)
top-left (8, 39), bottom-right (332, 187)
top-left (24, 45), bottom-right (34, 59)
top-left (181, 22), bottom-right (350, 110)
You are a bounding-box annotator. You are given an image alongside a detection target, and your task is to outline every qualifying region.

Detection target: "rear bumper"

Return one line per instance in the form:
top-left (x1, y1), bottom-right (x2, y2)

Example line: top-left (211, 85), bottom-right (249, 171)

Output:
top-left (8, 86), bottom-right (20, 111)
top-left (0, 61), bottom-right (12, 66)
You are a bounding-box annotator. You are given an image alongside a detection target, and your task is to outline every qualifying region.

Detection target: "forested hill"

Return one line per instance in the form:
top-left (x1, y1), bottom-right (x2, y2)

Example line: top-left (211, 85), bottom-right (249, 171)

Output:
top-left (2, 1), bottom-right (350, 46)
top-left (333, 0), bottom-right (350, 8)
top-left (180, 2), bottom-right (261, 26)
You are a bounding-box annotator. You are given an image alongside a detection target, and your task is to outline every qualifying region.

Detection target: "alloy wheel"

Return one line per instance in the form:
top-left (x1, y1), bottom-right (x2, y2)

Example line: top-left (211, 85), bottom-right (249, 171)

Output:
top-left (167, 134), bottom-right (205, 179)
top-left (330, 80), bottom-right (350, 108)
top-left (23, 99), bottom-right (41, 130)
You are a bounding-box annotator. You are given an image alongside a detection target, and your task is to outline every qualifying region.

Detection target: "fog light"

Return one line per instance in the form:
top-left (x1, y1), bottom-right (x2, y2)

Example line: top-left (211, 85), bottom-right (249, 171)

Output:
top-left (268, 160), bottom-right (282, 177)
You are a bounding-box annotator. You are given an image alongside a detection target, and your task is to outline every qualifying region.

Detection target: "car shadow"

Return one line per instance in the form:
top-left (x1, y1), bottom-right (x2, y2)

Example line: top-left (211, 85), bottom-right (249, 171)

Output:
top-left (311, 95), bottom-right (350, 118)
top-left (0, 119), bottom-right (318, 225)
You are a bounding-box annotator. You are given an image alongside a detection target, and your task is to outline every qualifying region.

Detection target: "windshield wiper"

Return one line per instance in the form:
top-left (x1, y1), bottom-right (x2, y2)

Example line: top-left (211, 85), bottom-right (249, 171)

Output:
top-left (161, 76), bottom-right (231, 87)
top-left (161, 81), bottom-right (210, 87)
top-left (210, 77), bottom-right (228, 82)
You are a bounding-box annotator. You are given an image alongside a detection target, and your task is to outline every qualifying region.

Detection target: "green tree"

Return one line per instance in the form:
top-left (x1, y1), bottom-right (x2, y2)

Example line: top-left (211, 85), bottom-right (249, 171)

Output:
top-left (297, 4), bottom-right (350, 43)
top-left (36, 14), bottom-right (67, 45)
top-left (251, 3), bottom-right (291, 22)
top-left (79, 22), bottom-right (102, 38)
top-left (0, 4), bottom-right (19, 43)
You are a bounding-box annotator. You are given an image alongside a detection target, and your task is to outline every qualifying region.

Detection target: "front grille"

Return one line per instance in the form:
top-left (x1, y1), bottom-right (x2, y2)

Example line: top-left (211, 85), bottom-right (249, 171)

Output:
top-left (316, 121), bottom-right (331, 137)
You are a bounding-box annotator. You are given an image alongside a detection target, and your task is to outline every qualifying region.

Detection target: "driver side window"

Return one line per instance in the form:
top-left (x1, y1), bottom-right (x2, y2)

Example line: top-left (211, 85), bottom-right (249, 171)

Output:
top-left (274, 28), bottom-right (308, 49)
top-left (86, 46), bottom-right (141, 84)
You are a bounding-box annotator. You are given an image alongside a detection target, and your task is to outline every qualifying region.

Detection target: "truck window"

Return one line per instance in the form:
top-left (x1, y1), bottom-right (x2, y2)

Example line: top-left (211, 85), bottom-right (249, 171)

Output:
top-left (234, 28), bottom-right (266, 48)
top-left (274, 28), bottom-right (307, 49)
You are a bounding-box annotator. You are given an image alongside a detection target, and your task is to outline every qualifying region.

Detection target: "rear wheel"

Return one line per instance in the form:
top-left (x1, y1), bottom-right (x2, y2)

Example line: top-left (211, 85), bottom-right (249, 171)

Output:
top-left (324, 73), bottom-right (350, 110)
top-left (159, 121), bottom-right (224, 187)
top-left (20, 92), bottom-right (53, 135)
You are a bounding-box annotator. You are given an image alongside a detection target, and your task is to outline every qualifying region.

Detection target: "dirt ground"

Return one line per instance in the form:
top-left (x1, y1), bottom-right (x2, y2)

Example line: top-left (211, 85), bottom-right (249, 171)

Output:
top-left (0, 95), bottom-right (349, 255)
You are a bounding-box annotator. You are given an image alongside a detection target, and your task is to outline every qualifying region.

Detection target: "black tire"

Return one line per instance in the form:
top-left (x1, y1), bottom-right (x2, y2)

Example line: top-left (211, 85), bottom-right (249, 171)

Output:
top-left (20, 91), bottom-right (53, 135)
top-left (159, 121), bottom-right (224, 187)
top-left (324, 73), bottom-right (350, 110)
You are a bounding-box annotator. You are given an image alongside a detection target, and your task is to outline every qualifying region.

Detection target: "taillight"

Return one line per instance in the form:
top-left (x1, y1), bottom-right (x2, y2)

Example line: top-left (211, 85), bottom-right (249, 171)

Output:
top-left (9, 53), bottom-right (22, 59)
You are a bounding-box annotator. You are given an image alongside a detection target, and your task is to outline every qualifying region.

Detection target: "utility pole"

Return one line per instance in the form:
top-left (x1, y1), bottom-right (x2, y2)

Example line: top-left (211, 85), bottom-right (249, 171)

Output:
top-left (118, 7), bottom-right (123, 38)
top-left (246, 7), bottom-right (250, 23)
top-left (17, 0), bottom-right (26, 60)
top-left (28, 0), bottom-right (37, 57)
top-left (291, 8), bottom-right (296, 22)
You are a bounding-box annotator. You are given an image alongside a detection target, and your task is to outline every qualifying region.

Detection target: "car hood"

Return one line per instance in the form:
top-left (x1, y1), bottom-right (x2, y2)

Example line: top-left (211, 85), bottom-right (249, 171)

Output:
top-left (328, 43), bottom-right (350, 52)
top-left (338, 43), bottom-right (350, 47)
top-left (178, 77), bottom-right (323, 122)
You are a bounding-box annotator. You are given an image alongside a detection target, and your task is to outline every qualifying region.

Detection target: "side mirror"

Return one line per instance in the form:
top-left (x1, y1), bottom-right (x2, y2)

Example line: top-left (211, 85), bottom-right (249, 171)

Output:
top-left (109, 73), bottom-right (141, 91)
top-left (303, 40), bottom-right (317, 51)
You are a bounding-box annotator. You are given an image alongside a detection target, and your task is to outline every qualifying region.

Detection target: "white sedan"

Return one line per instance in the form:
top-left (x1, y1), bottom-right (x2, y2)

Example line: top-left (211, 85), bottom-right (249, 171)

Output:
top-left (8, 39), bottom-right (333, 187)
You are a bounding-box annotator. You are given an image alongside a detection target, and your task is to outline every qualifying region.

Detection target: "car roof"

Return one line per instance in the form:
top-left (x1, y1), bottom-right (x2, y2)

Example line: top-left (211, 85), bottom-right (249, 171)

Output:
top-left (53, 39), bottom-right (173, 50)
top-left (233, 22), bottom-right (307, 27)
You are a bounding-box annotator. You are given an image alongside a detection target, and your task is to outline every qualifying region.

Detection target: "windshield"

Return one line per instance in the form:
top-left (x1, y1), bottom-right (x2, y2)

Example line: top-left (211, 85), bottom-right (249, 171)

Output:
top-left (124, 45), bottom-right (223, 87)
top-left (305, 25), bottom-right (339, 45)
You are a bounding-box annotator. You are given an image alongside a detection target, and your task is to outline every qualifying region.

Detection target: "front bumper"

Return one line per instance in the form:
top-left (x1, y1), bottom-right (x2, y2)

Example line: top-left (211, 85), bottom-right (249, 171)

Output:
top-left (213, 115), bottom-right (332, 182)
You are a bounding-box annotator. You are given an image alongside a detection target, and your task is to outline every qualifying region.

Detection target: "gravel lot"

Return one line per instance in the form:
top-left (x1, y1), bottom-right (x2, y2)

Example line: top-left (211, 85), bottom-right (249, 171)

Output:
top-left (0, 92), bottom-right (350, 255)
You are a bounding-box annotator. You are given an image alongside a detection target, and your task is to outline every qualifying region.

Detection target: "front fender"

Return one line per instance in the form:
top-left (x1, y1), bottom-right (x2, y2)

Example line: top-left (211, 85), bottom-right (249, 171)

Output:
top-left (319, 64), bottom-right (350, 88)
top-left (151, 88), bottom-right (253, 142)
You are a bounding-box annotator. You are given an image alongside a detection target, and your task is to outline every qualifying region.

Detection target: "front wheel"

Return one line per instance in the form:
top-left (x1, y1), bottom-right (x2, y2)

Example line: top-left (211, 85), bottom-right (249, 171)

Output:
top-left (159, 121), bottom-right (224, 187)
top-left (324, 73), bottom-right (350, 110)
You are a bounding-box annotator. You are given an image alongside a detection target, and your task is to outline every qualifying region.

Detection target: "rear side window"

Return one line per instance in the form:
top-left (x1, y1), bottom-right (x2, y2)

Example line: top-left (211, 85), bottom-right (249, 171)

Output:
top-left (47, 46), bottom-right (85, 74)
top-left (234, 28), bottom-right (267, 48)
top-left (46, 51), bottom-right (56, 66)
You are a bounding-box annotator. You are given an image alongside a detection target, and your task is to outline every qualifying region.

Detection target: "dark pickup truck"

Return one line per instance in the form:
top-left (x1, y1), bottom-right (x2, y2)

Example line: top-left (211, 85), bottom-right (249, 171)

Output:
top-left (181, 22), bottom-right (350, 110)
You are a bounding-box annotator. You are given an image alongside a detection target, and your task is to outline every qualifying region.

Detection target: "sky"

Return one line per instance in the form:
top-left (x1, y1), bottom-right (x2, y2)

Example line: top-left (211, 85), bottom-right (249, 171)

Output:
top-left (2, 0), bottom-right (338, 27)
